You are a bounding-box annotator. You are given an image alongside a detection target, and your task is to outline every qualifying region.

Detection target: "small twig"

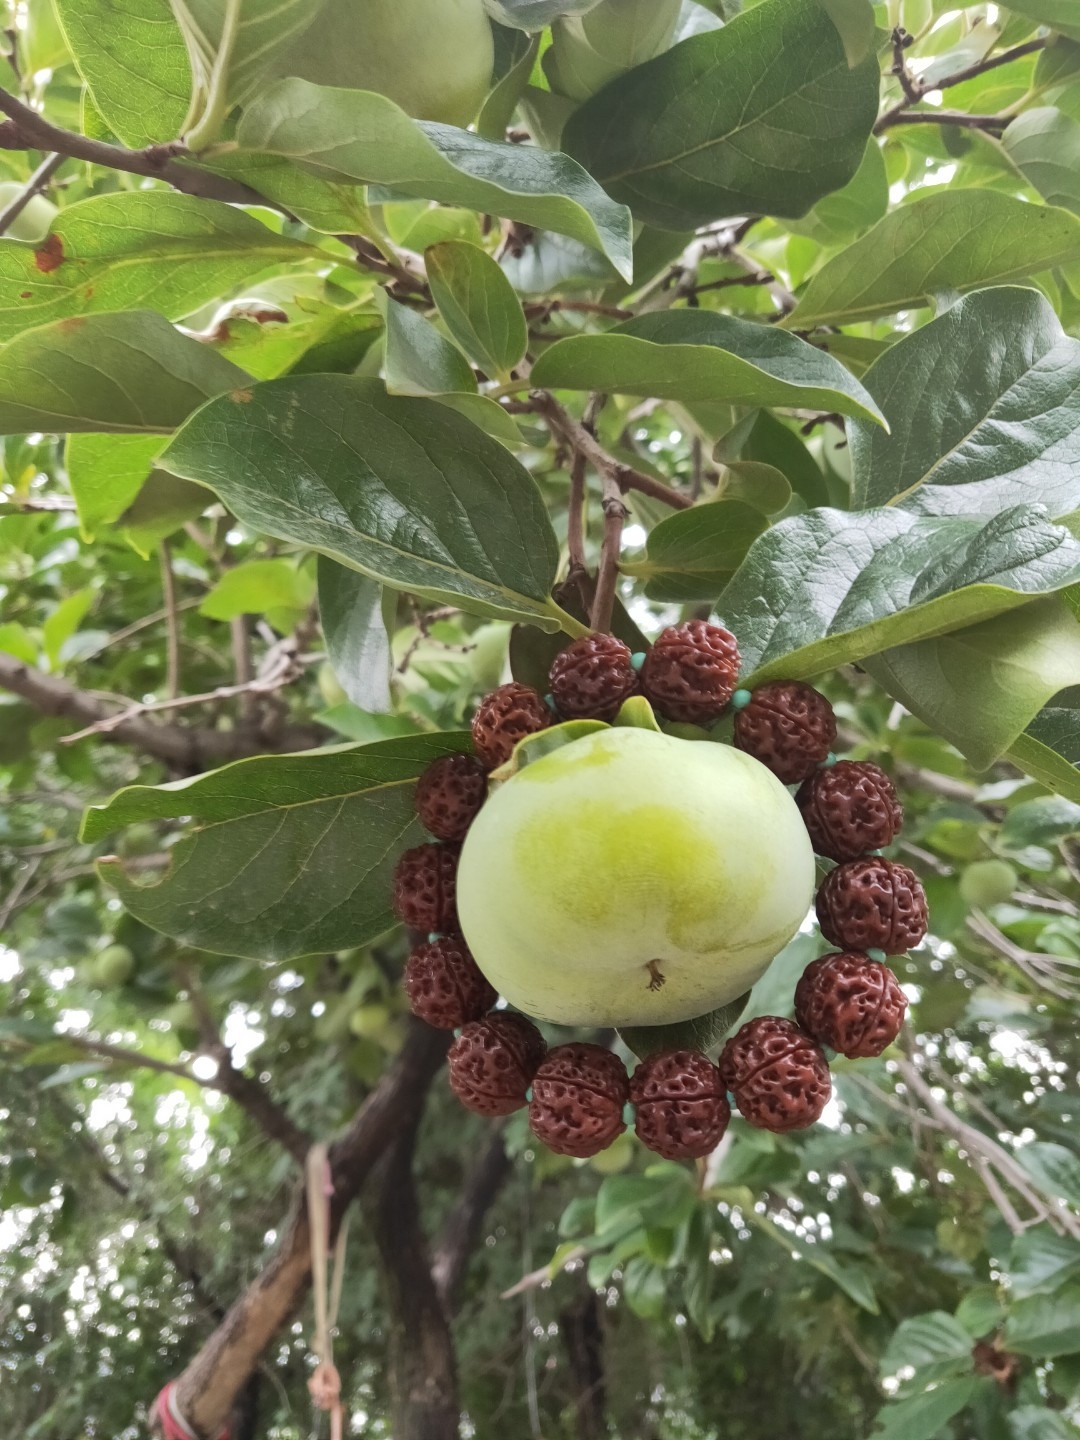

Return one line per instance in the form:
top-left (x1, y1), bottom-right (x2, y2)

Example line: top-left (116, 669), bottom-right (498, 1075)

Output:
top-left (0, 149), bottom-right (63, 237)
top-left (890, 26), bottom-right (922, 104)
top-left (525, 298), bottom-right (633, 322)
top-left (876, 109), bottom-right (1009, 135)
top-left (160, 541), bottom-right (181, 701)
top-left (566, 449), bottom-right (588, 577)
top-left (685, 271), bottom-right (773, 298)
top-left (0, 854), bottom-right (42, 931)
top-left (502, 1245), bottom-right (587, 1299)
top-left (876, 34), bottom-right (1047, 132)
top-left (591, 470), bottom-right (628, 634)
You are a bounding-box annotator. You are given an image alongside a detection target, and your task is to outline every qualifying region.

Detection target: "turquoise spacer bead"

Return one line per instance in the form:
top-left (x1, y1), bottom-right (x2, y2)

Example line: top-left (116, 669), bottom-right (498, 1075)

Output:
top-left (630, 652), bottom-right (646, 672)
top-left (544, 693), bottom-right (556, 711)
top-left (525, 1086), bottom-right (534, 1103)
top-left (867, 948), bottom-right (887, 963)
top-left (622, 1101), bottom-right (636, 1126)
top-left (731, 688), bottom-right (753, 710)
top-left (427, 932), bottom-right (442, 944)
top-left (820, 753), bottom-right (839, 767)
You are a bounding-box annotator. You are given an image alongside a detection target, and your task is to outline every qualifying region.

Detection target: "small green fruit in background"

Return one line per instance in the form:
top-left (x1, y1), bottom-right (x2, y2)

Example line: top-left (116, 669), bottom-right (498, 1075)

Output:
top-left (163, 999), bottom-right (198, 1031)
top-left (92, 944), bottom-right (135, 988)
top-left (118, 822), bottom-right (161, 859)
top-left (545, 0), bottom-right (682, 101)
top-left (349, 1002), bottom-right (392, 1040)
top-left (457, 727), bottom-right (814, 1029)
top-left (271, 0), bottom-right (495, 127)
top-left (589, 1131), bottom-right (635, 1174)
top-left (959, 859), bottom-right (1018, 909)
top-left (0, 183), bottom-right (59, 243)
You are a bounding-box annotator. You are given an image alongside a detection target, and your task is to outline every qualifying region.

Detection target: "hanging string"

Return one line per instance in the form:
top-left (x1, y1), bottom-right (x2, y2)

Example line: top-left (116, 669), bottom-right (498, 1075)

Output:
top-left (306, 1143), bottom-right (349, 1440)
top-left (149, 1380), bottom-right (231, 1440)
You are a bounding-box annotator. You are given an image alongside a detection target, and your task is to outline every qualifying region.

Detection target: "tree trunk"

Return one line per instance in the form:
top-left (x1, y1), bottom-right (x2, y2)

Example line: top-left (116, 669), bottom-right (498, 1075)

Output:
top-left (369, 1116), bottom-right (460, 1440)
top-left (560, 1289), bottom-right (607, 1440)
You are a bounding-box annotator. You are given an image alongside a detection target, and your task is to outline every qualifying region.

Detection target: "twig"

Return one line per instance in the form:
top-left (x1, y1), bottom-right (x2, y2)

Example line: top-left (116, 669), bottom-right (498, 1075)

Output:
top-left (83, 595), bottom-right (204, 656)
top-left (529, 391), bottom-right (692, 512)
top-left (567, 449), bottom-right (588, 576)
top-left (501, 1245), bottom-right (587, 1298)
top-left (889, 26), bottom-right (922, 104)
top-left (0, 651), bottom-right (323, 767)
top-left (0, 149), bottom-right (63, 237)
top-left (0, 85), bottom-right (266, 207)
top-left (160, 541), bottom-right (181, 701)
top-left (876, 110), bottom-right (1009, 135)
top-left (875, 34), bottom-right (1047, 132)
top-left (966, 910), bottom-right (1080, 1001)
top-left (0, 854), bottom-right (42, 931)
top-left (591, 469), bottom-right (628, 634)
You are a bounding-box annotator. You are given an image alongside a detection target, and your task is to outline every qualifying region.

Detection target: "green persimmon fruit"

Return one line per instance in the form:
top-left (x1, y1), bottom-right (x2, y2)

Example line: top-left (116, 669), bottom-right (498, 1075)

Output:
top-left (93, 944), bottom-right (135, 987)
top-left (271, 0), bottom-right (495, 127)
top-left (544, 0), bottom-right (682, 101)
top-left (348, 1002), bottom-right (392, 1039)
top-left (959, 859), bottom-right (1017, 909)
top-left (457, 727), bottom-right (814, 1029)
top-left (0, 183), bottom-right (58, 243)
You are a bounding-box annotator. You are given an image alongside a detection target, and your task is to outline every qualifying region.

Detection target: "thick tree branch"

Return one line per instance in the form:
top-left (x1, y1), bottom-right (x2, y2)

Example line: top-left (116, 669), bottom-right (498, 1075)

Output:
top-left (431, 1125), bottom-right (512, 1313)
top-left (169, 1022), bottom-right (450, 1440)
top-left (368, 1102), bottom-right (459, 1439)
top-left (591, 469), bottom-right (629, 634)
top-left (0, 652), bottom-right (324, 768)
top-left (560, 1288), bottom-right (607, 1440)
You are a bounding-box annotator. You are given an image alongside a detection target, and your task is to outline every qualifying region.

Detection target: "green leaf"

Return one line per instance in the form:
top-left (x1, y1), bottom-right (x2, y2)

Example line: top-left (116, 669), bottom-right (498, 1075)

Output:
top-left (381, 295), bottom-right (478, 397)
top-left (119, 470), bottom-right (210, 557)
top-left (999, 796), bottom-right (1080, 853)
top-left (621, 501), bottom-right (767, 603)
top-left (236, 79), bottom-right (633, 279)
top-left (317, 557), bottom-right (392, 715)
top-left (54, 0), bottom-right (192, 146)
top-left (850, 287), bottom-right (1080, 520)
top-left (619, 991), bottom-right (750, 1061)
top-left (531, 311), bottom-right (886, 425)
top-left (1005, 1286), bottom-right (1080, 1357)
top-left (786, 193), bottom-right (1080, 329)
top-left (477, 27), bottom-right (540, 141)
top-left (720, 506), bottom-right (1080, 686)
top-left (716, 462), bottom-right (792, 516)
top-left (1003, 2), bottom-right (1080, 43)
top-left (1016, 1141), bottom-right (1080, 1206)
top-left (786, 137), bottom-right (889, 244)
top-left (0, 192), bottom-right (315, 345)
top-left (1011, 691), bottom-right (1080, 802)
top-left (200, 150), bottom-right (376, 235)
top-left (1008, 1407), bottom-right (1080, 1440)
top-left (1009, 1228), bottom-right (1080, 1300)
top-left (160, 376), bottom-right (567, 628)
top-left (43, 589), bottom-right (95, 669)
top-left (426, 241), bottom-right (528, 381)
top-left (484, 0), bottom-right (604, 27)
top-left (880, 1312), bottom-right (975, 1387)
top-left (84, 733), bottom-right (473, 959)
top-left (175, 0), bottom-right (324, 110)
top-left (815, 0), bottom-right (876, 67)
top-left (560, 0), bottom-right (880, 232)
top-left (1003, 108), bottom-right (1080, 213)
top-left (0, 622), bottom-right (37, 665)
top-left (66, 434), bottom-right (165, 537)
top-left (622, 1256), bottom-right (667, 1319)
top-left (200, 558), bottom-right (314, 622)
top-left (869, 1378), bottom-right (980, 1440)
top-left (864, 597), bottom-right (1080, 770)
top-left (742, 410), bottom-right (829, 509)
top-left (0, 311), bottom-right (251, 435)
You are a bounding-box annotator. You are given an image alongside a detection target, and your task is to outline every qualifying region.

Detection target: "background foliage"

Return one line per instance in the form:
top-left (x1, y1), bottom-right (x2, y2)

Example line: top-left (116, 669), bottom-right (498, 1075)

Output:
top-left (2, 0), bottom-right (1080, 1437)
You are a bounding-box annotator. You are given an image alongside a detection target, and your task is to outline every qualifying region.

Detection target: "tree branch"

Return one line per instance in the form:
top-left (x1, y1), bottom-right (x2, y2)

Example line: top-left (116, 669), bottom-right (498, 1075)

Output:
top-left (431, 1125), bottom-right (512, 1313)
top-left (875, 109), bottom-right (1008, 135)
top-left (0, 87), bottom-right (267, 206)
top-left (591, 468), bottom-right (629, 634)
top-left (874, 35), bottom-right (1045, 135)
top-left (0, 652), bottom-right (324, 769)
top-left (0, 148), bottom-right (63, 236)
top-left (169, 1022), bottom-right (450, 1440)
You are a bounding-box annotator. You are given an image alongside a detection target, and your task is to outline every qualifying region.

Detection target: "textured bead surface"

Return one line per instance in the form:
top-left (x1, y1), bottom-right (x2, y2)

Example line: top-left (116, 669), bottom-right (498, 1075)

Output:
top-left (404, 936), bottom-right (497, 1030)
top-left (549, 634), bottom-right (639, 721)
top-left (472, 683), bottom-right (551, 769)
top-left (640, 621), bottom-right (741, 726)
top-left (448, 1012), bottom-right (546, 1116)
top-left (529, 1043), bottom-right (629, 1158)
top-left (629, 1049), bottom-right (731, 1160)
top-left (816, 858), bottom-right (928, 955)
top-left (393, 843), bottom-right (460, 933)
top-left (415, 753), bottom-right (488, 842)
top-left (796, 760), bottom-right (903, 862)
top-left (794, 952), bottom-right (907, 1058)
top-left (733, 681), bottom-right (837, 785)
top-left (719, 1016), bottom-right (831, 1133)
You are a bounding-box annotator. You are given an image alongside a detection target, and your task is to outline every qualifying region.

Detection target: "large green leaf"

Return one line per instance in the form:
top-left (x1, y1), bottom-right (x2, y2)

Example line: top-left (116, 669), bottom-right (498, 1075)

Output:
top-left (160, 376), bottom-right (569, 628)
top-left (1016, 1141), bottom-right (1080, 1207)
top-left (719, 506), bottom-right (1080, 685)
top-left (560, 0), bottom-right (880, 232)
top-left (786, 192), bottom-right (1080, 329)
top-left (880, 1312), bottom-right (974, 1390)
top-left (864, 597), bottom-right (1080, 770)
top-left (1005, 1286), bottom-right (1080, 1357)
top-left (869, 1378), bottom-right (981, 1440)
top-left (235, 79), bottom-right (633, 278)
top-left (849, 287), bottom-right (1080, 519)
top-left (619, 992), bottom-right (750, 1062)
top-left (0, 312), bottom-right (251, 435)
top-left (1003, 1), bottom-right (1080, 43)
top-left (175, 0), bottom-right (325, 109)
top-left (1003, 108), bottom-right (1080, 214)
top-left (0, 192), bottom-right (315, 344)
top-left (83, 733), bottom-right (471, 959)
top-left (54, 0), bottom-right (192, 147)
top-left (530, 311), bottom-right (886, 424)
top-left (66, 434), bottom-right (166, 537)
top-left (317, 556), bottom-right (392, 714)
top-left (426, 241), bottom-right (528, 382)
top-left (620, 501), bottom-right (767, 602)
top-left (1009, 1228), bottom-right (1080, 1300)
top-left (1010, 688), bottom-right (1080, 802)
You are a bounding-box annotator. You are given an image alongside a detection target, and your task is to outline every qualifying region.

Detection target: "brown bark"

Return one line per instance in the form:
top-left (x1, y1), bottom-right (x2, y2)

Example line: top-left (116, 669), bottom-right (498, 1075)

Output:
top-left (560, 1290), bottom-right (608, 1440)
top-left (368, 1114), bottom-right (459, 1440)
top-left (169, 1022), bottom-right (450, 1439)
top-left (431, 1125), bottom-right (512, 1313)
